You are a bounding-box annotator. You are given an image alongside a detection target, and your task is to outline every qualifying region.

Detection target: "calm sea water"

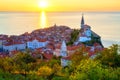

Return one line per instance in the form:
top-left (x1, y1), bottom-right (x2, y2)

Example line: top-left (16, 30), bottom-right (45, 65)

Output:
top-left (0, 12), bottom-right (120, 47)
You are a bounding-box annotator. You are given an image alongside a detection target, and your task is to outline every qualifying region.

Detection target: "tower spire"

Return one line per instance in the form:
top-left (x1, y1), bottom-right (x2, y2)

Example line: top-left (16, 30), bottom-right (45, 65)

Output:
top-left (60, 40), bottom-right (67, 57)
top-left (81, 13), bottom-right (84, 28)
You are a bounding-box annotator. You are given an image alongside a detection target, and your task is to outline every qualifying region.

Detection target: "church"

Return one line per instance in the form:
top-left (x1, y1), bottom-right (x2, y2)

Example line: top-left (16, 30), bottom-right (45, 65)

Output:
top-left (59, 14), bottom-right (104, 67)
top-left (77, 14), bottom-right (103, 47)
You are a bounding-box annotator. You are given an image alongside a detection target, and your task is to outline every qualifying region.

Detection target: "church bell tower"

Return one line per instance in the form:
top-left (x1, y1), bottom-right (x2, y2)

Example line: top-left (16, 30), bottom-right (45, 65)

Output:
top-left (81, 14), bottom-right (85, 28)
top-left (60, 40), bottom-right (67, 57)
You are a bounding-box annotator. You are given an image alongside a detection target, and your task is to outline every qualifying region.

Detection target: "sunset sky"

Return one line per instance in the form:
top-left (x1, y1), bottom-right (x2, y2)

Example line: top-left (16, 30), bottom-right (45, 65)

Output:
top-left (0, 0), bottom-right (120, 12)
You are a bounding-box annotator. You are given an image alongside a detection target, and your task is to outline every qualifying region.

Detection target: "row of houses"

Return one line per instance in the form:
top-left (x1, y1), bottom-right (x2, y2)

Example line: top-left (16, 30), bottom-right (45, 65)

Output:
top-left (0, 25), bottom-right (72, 53)
top-left (2, 38), bottom-right (48, 52)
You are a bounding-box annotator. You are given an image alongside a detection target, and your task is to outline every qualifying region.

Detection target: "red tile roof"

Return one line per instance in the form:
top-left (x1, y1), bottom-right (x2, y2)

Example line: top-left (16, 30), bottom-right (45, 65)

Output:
top-left (67, 46), bottom-right (80, 51)
top-left (43, 53), bottom-right (53, 60)
top-left (28, 38), bottom-right (47, 42)
top-left (4, 42), bottom-right (24, 46)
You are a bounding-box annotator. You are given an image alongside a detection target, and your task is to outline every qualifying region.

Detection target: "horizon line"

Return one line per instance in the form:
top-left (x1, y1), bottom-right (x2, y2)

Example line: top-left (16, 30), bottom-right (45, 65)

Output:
top-left (0, 11), bottom-right (120, 13)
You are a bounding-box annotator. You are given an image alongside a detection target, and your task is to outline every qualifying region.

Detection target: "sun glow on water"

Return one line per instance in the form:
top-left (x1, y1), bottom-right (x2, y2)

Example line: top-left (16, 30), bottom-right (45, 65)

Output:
top-left (40, 11), bottom-right (46, 28)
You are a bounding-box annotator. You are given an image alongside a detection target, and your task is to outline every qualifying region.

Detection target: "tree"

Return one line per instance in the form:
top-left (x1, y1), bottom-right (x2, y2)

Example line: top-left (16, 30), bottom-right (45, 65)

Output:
top-left (37, 66), bottom-right (53, 79)
top-left (12, 52), bottom-right (36, 77)
top-left (71, 46), bottom-right (89, 66)
top-left (67, 29), bottom-right (79, 45)
top-left (0, 57), bottom-right (15, 73)
top-left (13, 52), bottom-right (36, 64)
top-left (69, 59), bottom-right (120, 80)
top-left (95, 44), bottom-right (120, 67)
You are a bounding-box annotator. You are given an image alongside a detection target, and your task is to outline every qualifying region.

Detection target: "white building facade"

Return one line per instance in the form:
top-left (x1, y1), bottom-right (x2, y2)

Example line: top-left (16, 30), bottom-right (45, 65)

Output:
top-left (27, 39), bottom-right (48, 49)
top-left (60, 40), bottom-right (70, 67)
top-left (3, 43), bottom-right (26, 52)
top-left (79, 36), bottom-right (91, 42)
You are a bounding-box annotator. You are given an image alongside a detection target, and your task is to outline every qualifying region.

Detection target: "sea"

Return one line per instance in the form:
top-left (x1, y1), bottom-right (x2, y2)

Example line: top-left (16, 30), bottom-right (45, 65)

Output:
top-left (0, 12), bottom-right (120, 47)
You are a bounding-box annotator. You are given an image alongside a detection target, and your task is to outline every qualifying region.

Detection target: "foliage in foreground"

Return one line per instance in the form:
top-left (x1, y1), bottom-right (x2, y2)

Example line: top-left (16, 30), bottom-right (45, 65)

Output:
top-left (0, 44), bottom-right (120, 80)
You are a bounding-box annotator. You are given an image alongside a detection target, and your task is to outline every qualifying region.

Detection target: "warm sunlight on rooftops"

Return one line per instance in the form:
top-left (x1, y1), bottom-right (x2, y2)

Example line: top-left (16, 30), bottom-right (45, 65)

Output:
top-left (39, 0), bottom-right (48, 9)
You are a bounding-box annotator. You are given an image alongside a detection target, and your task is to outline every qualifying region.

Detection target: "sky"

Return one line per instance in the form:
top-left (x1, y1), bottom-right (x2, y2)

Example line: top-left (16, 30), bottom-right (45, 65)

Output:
top-left (0, 0), bottom-right (120, 12)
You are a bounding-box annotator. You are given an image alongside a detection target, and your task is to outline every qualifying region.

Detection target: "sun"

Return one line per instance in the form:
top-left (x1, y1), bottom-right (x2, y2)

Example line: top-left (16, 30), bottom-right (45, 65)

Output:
top-left (39, 0), bottom-right (48, 9)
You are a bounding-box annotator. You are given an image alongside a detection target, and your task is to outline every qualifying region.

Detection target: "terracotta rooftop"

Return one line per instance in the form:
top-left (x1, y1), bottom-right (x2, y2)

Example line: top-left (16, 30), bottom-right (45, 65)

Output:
top-left (43, 53), bottom-right (53, 60)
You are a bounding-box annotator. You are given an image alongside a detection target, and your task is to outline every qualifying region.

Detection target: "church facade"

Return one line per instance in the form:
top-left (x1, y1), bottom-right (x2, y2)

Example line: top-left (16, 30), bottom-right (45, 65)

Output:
top-left (77, 14), bottom-right (103, 47)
